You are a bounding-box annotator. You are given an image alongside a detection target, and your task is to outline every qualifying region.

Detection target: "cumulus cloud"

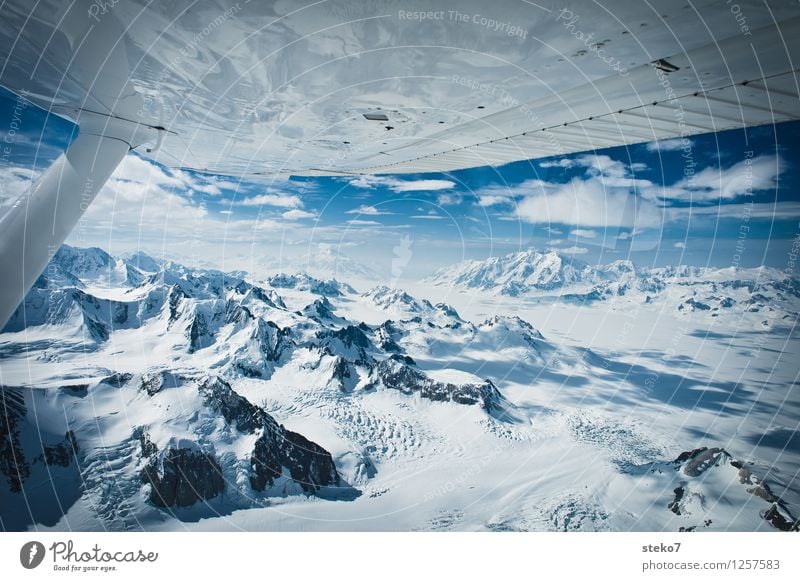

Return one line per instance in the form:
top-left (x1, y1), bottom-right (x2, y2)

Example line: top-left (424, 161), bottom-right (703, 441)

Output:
top-left (570, 228), bottom-right (596, 239)
top-left (539, 158), bottom-right (576, 169)
top-left (436, 193), bottom-right (462, 206)
top-left (238, 192), bottom-right (302, 208)
top-left (477, 194), bottom-right (514, 207)
top-left (646, 138), bottom-right (692, 152)
top-left (560, 245), bottom-right (589, 254)
top-left (349, 175), bottom-right (456, 192)
top-left (674, 241), bottom-right (686, 248)
top-left (282, 209), bottom-right (316, 220)
top-left (515, 178), bottom-right (662, 228)
top-left (112, 154), bottom-right (186, 189)
top-left (345, 204), bottom-right (391, 215)
top-left (673, 154), bottom-right (783, 201)
top-left (477, 151), bottom-right (785, 230)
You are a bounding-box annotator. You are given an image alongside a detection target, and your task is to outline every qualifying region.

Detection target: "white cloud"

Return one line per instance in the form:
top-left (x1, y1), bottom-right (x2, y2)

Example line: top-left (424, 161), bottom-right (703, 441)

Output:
top-left (477, 194), bottom-right (513, 207)
top-left (570, 228), bottom-right (596, 239)
top-left (674, 241), bottom-right (686, 248)
top-left (539, 158), bottom-right (575, 169)
top-left (577, 154), bottom-right (647, 178)
top-left (674, 154), bottom-right (783, 201)
top-left (282, 209), bottom-right (316, 220)
top-left (192, 182), bottom-right (222, 196)
top-left (436, 193), bottom-right (462, 206)
top-left (349, 175), bottom-right (456, 192)
top-left (411, 214), bottom-right (446, 220)
top-left (0, 166), bottom-right (39, 213)
top-left (345, 204), bottom-right (390, 215)
top-left (112, 154), bottom-right (185, 189)
top-left (646, 138), bottom-right (692, 152)
top-left (347, 219), bottom-right (382, 226)
top-left (560, 245), bottom-right (589, 254)
top-left (515, 178), bottom-right (662, 228)
top-left (238, 193), bottom-right (302, 208)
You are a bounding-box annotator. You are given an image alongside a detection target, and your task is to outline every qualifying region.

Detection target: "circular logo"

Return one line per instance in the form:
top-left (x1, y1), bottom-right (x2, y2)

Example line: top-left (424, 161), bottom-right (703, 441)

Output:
top-left (19, 541), bottom-right (46, 569)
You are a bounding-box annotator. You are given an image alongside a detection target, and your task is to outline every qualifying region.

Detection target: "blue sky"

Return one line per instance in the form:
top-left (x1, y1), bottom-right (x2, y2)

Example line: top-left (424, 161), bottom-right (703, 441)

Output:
top-left (1, 86), bottom-right (798, 282)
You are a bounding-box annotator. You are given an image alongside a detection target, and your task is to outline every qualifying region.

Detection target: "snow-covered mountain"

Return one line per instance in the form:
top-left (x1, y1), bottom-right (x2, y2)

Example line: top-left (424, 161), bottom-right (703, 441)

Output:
top-left (1, 245), bottom-right (797, 532)
top-left (429, 249), bottom-right (800, 317)
top-left (429, 249), bottom-right (598, 295)
top-left (266, 272), bottom-right (355, 296)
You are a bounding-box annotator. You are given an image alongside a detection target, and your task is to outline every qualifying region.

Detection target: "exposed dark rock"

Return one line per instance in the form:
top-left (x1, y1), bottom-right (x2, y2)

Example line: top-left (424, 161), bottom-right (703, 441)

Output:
top-left (83, 315), bottom-right (109, 342)
top-left (678, 298), bottom-right (711, 312)
top-left (167, 285), bottom-right (186, 324)
top-left (315, 324), bottom-right (374, 365)
top-left (188, 310), bottom-right (214, 353)
top-left (668, 485), bottom-right (685, 515)
top-left (197, 376), bottom-right (268, 434)
top-left (328, 325), bottom-right (371, 349)
top-left (389, 353), bottom-right (416, 366)
top-left (195, 375), bottom-right (341, 493)
top-left (303, 297), bottom-right (335, 320)
top-left (762, 504), bottom-right (800, 531)
top-left (331, 357), bottom-right (354, 391)
top-left (142, 448), bottom-right (225, 508)
top-left (250, 423), bottom-right (340, 493)
top-left (0, 388), bottom-right (29, 492)
top-left (134, 427), bottom-right (158, 458)
top-left (368, 357), bottom-right (503, 412)
top-left (59, 384), bottom-right (89, 397)
top-left (374, 321), bottom-right (402, 352)
top-left (38, 431), bottom-right (79, 467)
top-left (682, 447), bottom-right (726, 477)
top-left (101, 372), bottom-right (133, 389)
top-left (670, 447), bottom-right (799, 531)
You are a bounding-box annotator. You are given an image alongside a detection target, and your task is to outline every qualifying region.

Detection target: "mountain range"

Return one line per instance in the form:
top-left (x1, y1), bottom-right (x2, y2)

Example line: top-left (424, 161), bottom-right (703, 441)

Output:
top-left (0, 245), bottom-right (797, 531)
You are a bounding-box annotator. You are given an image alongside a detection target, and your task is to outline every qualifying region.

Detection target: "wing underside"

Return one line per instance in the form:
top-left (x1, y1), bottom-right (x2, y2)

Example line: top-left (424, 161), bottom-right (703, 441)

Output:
top-left (0, 0), bottom-right (798, 177)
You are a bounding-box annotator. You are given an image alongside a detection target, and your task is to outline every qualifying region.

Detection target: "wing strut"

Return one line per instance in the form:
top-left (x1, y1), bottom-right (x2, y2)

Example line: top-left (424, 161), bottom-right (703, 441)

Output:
top-left (0, 113), bottom-right (157, 328)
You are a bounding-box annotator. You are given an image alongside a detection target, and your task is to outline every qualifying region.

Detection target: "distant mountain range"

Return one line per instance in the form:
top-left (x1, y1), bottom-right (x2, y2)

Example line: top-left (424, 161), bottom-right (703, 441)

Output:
top-left (429, 249), bottom-right (799, 315)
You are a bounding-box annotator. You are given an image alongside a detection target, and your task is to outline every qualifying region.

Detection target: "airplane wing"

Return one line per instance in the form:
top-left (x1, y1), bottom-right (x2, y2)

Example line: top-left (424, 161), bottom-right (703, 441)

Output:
top-left (1, 0), bottom-right (798, 177)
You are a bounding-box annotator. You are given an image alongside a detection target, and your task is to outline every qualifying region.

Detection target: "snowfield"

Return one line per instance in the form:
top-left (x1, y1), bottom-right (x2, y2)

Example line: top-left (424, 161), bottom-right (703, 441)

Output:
top-left (0, 245), bottom-right (798, 532)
